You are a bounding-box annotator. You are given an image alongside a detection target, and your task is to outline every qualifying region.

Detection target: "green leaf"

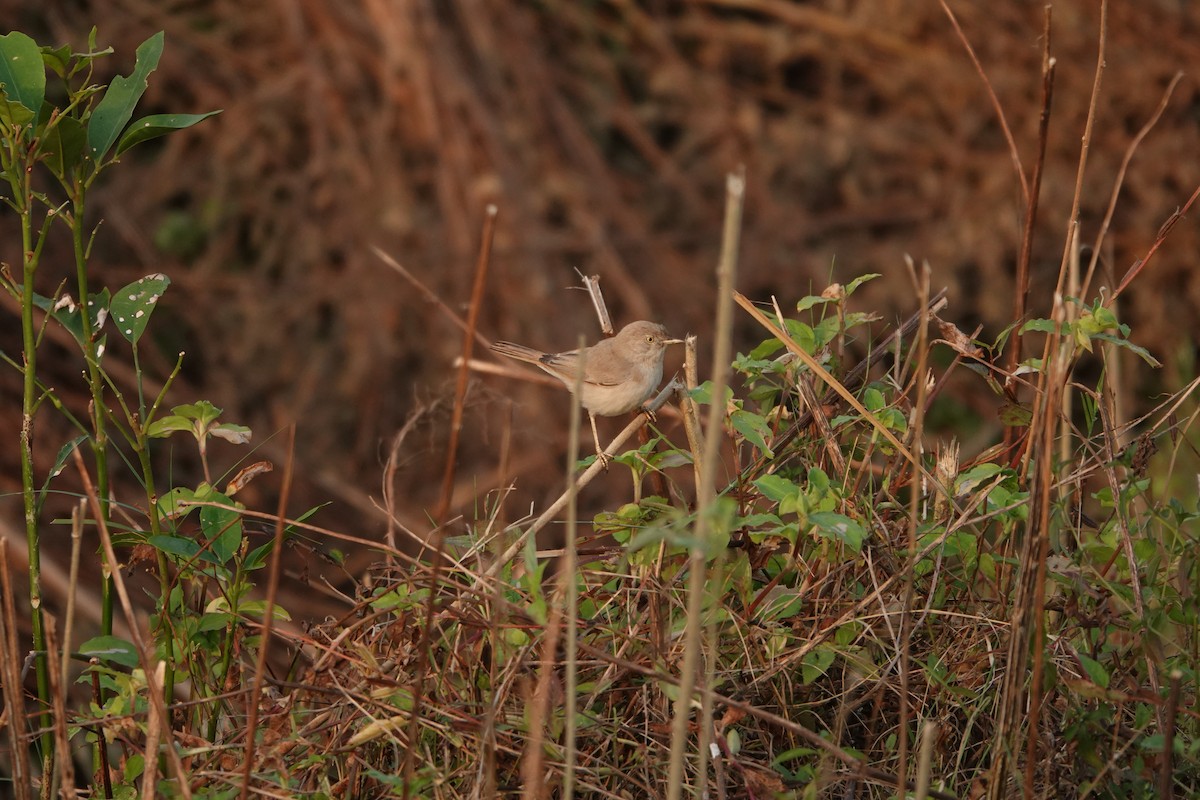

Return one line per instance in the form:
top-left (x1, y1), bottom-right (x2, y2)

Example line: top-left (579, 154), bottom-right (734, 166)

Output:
top-left (40, 44), bottom-right (72, 79)
top-left (809, 512), bottom-right (866, 551)
top-left (998, 402), bottom-right (1033, 427)
top-left (244, 541), bottom-right (274, 572)
top-left (1020, 318), bottom-right (1057, 334)
top-left (44, 115), bottom-right (87, 178)
top-left (38, 435), bottom-right (88, 508)
top-left (199, 494), bottom-right (244, 565)
top-left (46, 435), bottom-right (88, 482)
top-left (806, 467), bottom-right (831, 496)
top-left (197, 612), bottom-right (232, 634)
top-left (79, 635), bottom-right (140, 669)
top-left (955, 463), bottom-right (1008, 495)
top-left (730, 409), bottom-right (773, 458)
top-left (145, 414), bottom-right (194, 439)
top-left (32, 289), bottom-right (110, 348)
top-left (1091, 333), bottom-right (1162, 367)
top-left (110, 273), bottom-right (169, 344)
top-left (209, 422), bottom-right (252, 445)
top-left (115, 110), bottom-right (222, 155)
top-left (87, 31), bottom-right (164, 162)
top-left (801, 645), bottom-right (836, 684)
top-left (746, 337), bottom-right (783, 360)
top-left (796, 295), bottom-right (833, 313)
top-left (171, 400), bottom-right (221, 425)
top-left (0, 32), bottom-right (46, 129)
top-left (862, 386), bottom-right (886, 413)
top-left (156, 484), bottom-right (211, 519)
top-left (844, 273), bottom-right (881, 295)
top-left (240, 600), bottom-right (291, 621)
top-left (753, 473), bottom-right (799, 504)
top-left (688, 381), bottom-right (733, 406)
top-left (1076, 653), bottom-right (1109, 689)
top-left (148, 534), bottom-right (203, 562)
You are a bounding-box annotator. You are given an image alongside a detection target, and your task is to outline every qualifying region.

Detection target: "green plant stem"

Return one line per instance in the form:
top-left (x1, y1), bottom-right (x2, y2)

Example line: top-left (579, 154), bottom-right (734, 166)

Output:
top-left (69, 189), bottom-right (117, 637)
top-left (125, 343), bottom-right (176, 705)
top-left (14, 140), bottom-right (54, 772)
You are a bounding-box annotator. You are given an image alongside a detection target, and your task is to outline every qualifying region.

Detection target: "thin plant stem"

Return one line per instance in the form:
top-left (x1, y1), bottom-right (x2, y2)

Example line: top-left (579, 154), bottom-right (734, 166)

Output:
top-left (69, 190), bottom-right (117, 637)
top-left (238, 425), bottom-right (297, 799)
top-left (562, 336), bottom-right (585, 800)
top-left (666, 168), bottom-right (744, 800)
top-left (14, 140), bottom-right (54, 772)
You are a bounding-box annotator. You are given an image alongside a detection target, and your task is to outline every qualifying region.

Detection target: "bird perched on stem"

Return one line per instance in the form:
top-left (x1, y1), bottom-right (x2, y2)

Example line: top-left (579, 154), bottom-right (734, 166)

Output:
top-left (491, 320), bottom-right (682, 464)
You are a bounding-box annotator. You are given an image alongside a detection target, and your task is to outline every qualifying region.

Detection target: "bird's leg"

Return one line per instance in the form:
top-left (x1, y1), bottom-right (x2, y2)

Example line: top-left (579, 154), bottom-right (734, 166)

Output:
top-left (638, 404), bottom-right (658, 424)
top-left (589, 411), bottom-right (611, 470)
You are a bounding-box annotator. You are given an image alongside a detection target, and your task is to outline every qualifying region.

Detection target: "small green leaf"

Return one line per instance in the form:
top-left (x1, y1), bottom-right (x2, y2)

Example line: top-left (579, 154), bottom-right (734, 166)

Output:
top-left (47, 435), bottom-right (87, 483)
top-left (115, 110), bottom-right (222, 155)
top-left (1077, 653), bottom-right (1109, 689)
top-left (199, 495), bottom-right (243, 565)
top-left (148, 534), bottom-right (203, 561)
top-left (1091, 333), bottom-right (1162, 367)
top-left (754, 473), bottom-right (799, 504)
top-left (809, 512), bottom-right (866, 551)
top-left (210, 422), bottom-right (252, 445)
top-left (688, 381), bottom-right (733, 406)
top-left (40, 44), bottom-right (72, 78)
top-left (79, 635), bottom-right (140, 669)
top-left (197, 612), bottom-right (232, 634)
top-left (1020, 318), bottom-right (1057, 334)
top-left (998, 402), bottom-right (1033, 427)
top-left (801, 645), bottom-right (836, 684)
top-left (796, 295), bottom-right (833, 314)
top-left (110, 273), bottom-right (169, 343)
top-left (730, 409), bottom-right (773, 457)
top-left (862, 387), bottom-right (886, 412)
top-left (806, 467), bottom-right (831, 496)
top-left (844, 273), bottom-right (881, 295)
top-left (955, 463), bottom-right (1007, 495)
top-left (87, 31), bottom-right (164, 162)
top-left (43, 115), bottom-right (87, 178)
top-left (240, 600), bottom-right (291, 621)
top-left (146, 415), bottom-right (193, 439)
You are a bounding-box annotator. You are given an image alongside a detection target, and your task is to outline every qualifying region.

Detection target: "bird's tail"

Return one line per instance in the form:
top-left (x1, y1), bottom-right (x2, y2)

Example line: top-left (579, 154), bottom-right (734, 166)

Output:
top-left (490, 341), bottom-right (549, 365)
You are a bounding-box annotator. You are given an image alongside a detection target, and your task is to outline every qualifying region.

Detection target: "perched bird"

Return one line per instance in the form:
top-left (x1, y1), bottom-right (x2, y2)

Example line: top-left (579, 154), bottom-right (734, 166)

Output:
top-left (491, 320), bottom-right (682, 462)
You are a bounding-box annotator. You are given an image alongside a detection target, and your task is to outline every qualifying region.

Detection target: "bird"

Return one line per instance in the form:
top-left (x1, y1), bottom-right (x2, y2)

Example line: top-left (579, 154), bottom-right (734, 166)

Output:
top-left (490, 320), bottom-right (683, 463)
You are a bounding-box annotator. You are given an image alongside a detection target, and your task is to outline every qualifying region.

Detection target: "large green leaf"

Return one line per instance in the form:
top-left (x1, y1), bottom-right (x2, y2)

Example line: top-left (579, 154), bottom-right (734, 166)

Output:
top-left (0, 32), bottom-right (46, 132)
top-left (87, 31), bottom-right (163, 162)
top-left (116, 110), bottom-right (222, 156)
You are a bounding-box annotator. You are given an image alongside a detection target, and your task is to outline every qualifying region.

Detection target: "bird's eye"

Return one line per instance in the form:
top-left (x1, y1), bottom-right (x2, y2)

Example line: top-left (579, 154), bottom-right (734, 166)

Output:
top-left (646, 335), bottom-right (654, 343)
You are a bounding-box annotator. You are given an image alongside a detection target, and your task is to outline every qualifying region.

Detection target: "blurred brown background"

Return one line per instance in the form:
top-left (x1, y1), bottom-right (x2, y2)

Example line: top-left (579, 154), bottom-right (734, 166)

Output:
top-left (3, 2), bottom-right (1199, 615)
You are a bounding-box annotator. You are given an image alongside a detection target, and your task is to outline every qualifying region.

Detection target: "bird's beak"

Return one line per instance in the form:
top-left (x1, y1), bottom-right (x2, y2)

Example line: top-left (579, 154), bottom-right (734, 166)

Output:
top-left (665, 337), bottom-right (686, 346)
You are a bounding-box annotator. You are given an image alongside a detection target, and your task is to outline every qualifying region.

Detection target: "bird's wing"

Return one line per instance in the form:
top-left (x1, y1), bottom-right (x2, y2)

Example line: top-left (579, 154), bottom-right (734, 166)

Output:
top-left (543, 343), bottom-right (629, 386)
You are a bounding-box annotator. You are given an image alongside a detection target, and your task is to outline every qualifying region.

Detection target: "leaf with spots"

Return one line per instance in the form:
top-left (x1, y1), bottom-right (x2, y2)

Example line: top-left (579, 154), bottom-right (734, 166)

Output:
top-left (111, 273), bottom-right (170, 344)
top-left (32, 288), bottom-right (110, 349)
